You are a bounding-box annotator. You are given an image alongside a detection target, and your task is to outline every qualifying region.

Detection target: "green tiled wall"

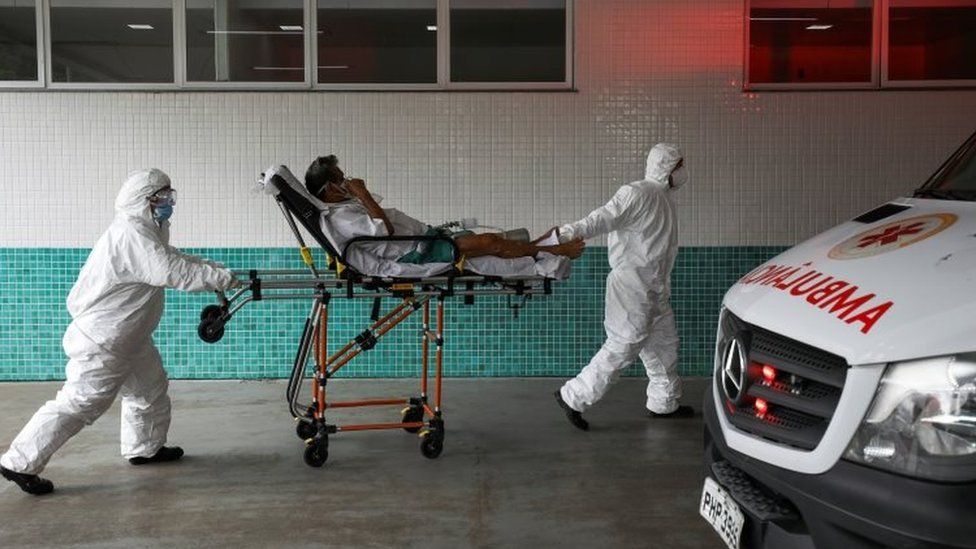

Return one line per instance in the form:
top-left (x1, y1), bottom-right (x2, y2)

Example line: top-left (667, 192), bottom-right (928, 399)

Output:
top-left (0, 247), bottom-right (784, 381)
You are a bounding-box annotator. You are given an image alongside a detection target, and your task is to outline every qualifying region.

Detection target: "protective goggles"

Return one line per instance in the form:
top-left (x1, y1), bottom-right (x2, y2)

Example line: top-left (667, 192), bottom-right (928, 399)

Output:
top-left (150, 188), bottom-right (178, 206)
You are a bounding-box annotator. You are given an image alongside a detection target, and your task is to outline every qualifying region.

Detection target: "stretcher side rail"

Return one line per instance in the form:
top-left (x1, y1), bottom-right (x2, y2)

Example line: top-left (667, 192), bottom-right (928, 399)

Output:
top-left (200, 271), bottom-right (553, 334)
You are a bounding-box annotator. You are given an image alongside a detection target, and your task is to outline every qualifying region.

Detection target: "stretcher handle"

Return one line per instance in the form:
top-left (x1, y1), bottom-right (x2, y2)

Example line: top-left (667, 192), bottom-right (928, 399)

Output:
top-left (341, 235), bottom-right (460, 264)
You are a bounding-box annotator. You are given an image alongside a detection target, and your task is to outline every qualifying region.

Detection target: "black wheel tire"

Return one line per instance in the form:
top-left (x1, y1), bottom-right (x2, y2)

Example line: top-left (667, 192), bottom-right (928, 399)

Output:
top-left (420, 435), bottom-right (443, 459)
top-left (296, 421), bottom-right (317, 440)
top-left (197, 321), bottom-right (225, 344)
top-left (200, 305), bottom-right (224, 322)
top-left (304, 444), bottom-right (328, 468)
top-left (401, 407), bottom-right (424, 433)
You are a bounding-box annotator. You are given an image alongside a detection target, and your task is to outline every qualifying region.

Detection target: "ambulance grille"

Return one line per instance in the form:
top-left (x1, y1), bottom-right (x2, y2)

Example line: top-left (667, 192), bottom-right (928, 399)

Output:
top-left (717, 312), bottom-right (848, 451)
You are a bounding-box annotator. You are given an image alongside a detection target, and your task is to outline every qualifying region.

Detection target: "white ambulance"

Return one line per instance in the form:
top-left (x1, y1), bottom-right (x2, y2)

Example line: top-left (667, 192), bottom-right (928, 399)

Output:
top-left (701, 132), bottom-right (976, 549)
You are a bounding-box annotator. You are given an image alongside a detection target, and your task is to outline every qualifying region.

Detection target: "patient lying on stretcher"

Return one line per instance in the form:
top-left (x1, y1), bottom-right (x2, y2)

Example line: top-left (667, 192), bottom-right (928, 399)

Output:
top-left (304, 155), bottom-right (584, 265)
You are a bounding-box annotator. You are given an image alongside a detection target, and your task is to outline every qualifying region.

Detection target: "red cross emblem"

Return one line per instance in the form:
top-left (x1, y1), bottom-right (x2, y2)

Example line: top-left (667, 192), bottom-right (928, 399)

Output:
top-left (829, 213), bottom-right (957, 260)
top-left (856, 222), bottom-right (926, 249)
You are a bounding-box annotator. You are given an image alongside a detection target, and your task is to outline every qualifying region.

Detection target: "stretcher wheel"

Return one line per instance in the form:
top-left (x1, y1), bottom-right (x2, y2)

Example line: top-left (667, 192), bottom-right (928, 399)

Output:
top-left (197, 320), bottom-right (225, 344)
top-left (200, 305), bottom-right (223, 322)
top-left (304, 443), bottom-right (328, 468)
top-left (420, 435), bottom-right (443, 459)
top-left (296, 421), bottom-right (317, 440)
top-left (401, 406), bottom-right (424, 433)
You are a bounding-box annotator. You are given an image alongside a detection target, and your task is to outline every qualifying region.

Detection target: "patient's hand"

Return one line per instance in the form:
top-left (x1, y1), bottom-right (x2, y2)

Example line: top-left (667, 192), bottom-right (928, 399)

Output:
top-left (553, 238), bottom-right (584, 260)
top-left (346, 178), bottom-right (366, 192)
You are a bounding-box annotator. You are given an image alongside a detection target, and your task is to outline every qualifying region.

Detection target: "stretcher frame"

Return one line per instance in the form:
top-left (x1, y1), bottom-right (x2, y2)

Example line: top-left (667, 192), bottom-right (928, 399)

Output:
top-left (197, 171), bottom-right (556, 467)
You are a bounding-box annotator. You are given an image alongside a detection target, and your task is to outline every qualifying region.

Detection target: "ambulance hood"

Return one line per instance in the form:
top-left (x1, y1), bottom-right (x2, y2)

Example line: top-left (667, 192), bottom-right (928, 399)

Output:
top-left (724, 197), bottom-right (976, 366)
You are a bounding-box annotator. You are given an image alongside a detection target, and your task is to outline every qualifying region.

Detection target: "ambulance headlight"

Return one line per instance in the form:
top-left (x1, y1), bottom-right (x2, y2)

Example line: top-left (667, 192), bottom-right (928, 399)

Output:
top-left (844, 354), bottom-right (976, 481)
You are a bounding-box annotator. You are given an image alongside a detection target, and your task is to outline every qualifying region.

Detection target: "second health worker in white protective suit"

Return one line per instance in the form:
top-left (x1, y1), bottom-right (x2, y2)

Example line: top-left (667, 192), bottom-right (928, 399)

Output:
top-left (554, 144), bottom-right (692, 431)
top-left (0, 169), bottom-right (237, 495)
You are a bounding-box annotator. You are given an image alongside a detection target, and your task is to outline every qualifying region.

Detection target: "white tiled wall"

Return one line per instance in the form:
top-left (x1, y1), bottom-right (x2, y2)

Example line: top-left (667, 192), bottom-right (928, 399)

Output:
top-left (1, 0), bottom-right (974, 248)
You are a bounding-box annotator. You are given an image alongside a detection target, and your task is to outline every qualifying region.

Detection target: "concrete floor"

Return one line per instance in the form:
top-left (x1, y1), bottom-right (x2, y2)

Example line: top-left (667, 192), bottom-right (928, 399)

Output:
top-left (0, 378), bottom-right (721, 549)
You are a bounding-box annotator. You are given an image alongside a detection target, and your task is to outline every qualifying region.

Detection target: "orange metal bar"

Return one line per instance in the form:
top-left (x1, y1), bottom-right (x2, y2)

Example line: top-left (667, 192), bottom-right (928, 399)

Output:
top-left (324, 302), bottom-right (410, 368)
top-left (328, 306), bottom-right (420, 376)
top-left (339, 422), bottom-right (424, 432)
top-left (311, 310), bottom-right (320, 419)
top-left (421, 300), bottom-right (430, 397)
top-left (374, 301), bottom-right (411, 327)
top-left (423, 403), bottom-right (436, 418)
top-left (328, 348), bottom-right (362, 376)
top-left (435, 297), bottom-right (444, 412)
top-left (373, 307), bottom-right (417, 339)
top-left (326, 340), bottom-right (357, 367)
top-left (326, 398), bottom-right (407, 409)
top-left (316, 303), bottom-right (328, 421)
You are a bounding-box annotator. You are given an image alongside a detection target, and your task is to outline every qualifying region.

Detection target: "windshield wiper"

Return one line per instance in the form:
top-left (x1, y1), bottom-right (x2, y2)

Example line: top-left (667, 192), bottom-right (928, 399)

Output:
top-left (913, 188), bottom-right (976, 201)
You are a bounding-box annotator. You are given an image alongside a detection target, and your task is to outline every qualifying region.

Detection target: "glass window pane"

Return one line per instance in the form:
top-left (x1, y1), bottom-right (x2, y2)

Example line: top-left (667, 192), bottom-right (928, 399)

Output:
top-left (50, 0), bottom-right (174, 84)
top-left (186, 0), bottom-right (305, 83)
top-left (748, 0), bottom-right (874, 84)
top-left (317, 0), bottom-right (436, 84)
top-left (888, 1), bottom-right (976, 81)
top-left (0, 0), bottom-right (37, 82)
top-left (450, 0), bottom-right (566, 83)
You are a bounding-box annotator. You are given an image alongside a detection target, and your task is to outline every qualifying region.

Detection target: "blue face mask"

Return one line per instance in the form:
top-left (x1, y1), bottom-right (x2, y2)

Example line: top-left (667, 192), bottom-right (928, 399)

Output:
top-left (153, 204), bottom-right (174, 222)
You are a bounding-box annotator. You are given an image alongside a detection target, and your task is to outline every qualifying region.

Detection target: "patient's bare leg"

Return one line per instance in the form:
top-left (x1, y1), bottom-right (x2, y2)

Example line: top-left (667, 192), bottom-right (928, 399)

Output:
top-left (455, 234), bottom-right (584, 259)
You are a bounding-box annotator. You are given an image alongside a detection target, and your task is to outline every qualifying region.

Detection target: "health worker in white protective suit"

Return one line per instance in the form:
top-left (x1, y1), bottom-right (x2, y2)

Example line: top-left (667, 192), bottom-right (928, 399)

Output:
top-left (0, 169), bottom-right (237, 495)
top-left (553, 144), bottom-right (693, 431)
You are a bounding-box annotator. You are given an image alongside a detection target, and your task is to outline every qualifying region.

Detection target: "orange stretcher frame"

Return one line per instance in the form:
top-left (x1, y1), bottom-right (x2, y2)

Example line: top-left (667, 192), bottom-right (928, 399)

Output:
top-left (289, 290), bottom-right (449, 467)
top-left (198, 270), bottom-right (554, 469)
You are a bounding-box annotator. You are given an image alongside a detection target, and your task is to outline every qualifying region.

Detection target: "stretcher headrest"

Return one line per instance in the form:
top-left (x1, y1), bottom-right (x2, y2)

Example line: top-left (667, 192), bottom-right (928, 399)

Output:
top-left (260, 165), bottom-right (344, 258)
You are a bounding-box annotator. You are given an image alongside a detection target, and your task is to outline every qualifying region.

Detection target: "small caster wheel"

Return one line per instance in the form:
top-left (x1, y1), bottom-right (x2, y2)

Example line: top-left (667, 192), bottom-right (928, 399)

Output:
top-left (197, 320), bottom-right (225, 344)
top-left (296, 421), bottom-right (317, 440)
top-left (420, 435), bottom-right (443, 459)
top-left (401, 406), bottom-right (424, 433)
top-left (304, 443), bottom-right (328, 468)
top-left (200, 305), bottom-right (224, 322)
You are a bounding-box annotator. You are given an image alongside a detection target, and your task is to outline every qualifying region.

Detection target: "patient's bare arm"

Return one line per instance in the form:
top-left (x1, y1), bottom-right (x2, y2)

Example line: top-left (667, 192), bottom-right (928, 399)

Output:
top-left (455, 233), bottom-right (584, 260)
top-left (346, 178), bottom-right (395, 235)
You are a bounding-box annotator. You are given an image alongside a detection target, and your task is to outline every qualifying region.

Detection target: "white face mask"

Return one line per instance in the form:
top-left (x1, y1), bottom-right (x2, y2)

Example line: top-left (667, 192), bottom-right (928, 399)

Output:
top-left (669, 165), bottom-right (689, 189)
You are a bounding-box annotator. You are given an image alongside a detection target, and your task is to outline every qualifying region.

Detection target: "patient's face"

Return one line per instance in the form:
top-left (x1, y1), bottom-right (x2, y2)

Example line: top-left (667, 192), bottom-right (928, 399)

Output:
top-left (319, 164), bottom-right (349, 202)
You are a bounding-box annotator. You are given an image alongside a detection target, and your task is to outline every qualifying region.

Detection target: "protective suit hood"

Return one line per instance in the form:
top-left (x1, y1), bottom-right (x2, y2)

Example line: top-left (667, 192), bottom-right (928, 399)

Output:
top-left (115, 169), bottom-right (171, 220)
top-left (644, 143), bottom-right (684, 189)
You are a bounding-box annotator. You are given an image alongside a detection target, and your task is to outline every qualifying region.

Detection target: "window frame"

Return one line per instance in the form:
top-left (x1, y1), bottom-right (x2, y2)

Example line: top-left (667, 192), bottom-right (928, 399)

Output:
top-left (0, 0), bottom-right (45, 88)
top-left (0, 0), bottom-right (574, 91)
top-left (310, 0), bottom-right (574, 91)
top-left (180, 0), bottom-right (312, 90)
top-left (310, 0), bottom-right (442, 91)
top-left (743, 0), bottom-right (882, 91)
top-left (439, 0), bottom-right (575, 91)
top-left (880, 0), bottom-right (976, 89)
top-left (45, 0), bottom-right (180, 90)
top-left (744, 0), bottom-right (976, 91)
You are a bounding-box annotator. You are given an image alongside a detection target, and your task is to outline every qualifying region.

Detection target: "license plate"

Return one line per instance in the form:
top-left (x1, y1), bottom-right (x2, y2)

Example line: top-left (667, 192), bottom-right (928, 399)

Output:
top-left (700, 477), bottom-right (745, 549)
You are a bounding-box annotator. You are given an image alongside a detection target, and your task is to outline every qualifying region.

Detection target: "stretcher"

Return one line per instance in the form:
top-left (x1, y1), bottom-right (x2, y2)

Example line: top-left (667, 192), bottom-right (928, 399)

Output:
top-left (197, 167), bottom-right (563, 467)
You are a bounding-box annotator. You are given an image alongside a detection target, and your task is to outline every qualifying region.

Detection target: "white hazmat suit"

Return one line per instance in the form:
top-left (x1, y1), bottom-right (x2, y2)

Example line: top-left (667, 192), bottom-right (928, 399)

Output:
top-left (0, 169), bottom-right (235, 474)
top-left (559, 144), bottom-right (687, 414)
